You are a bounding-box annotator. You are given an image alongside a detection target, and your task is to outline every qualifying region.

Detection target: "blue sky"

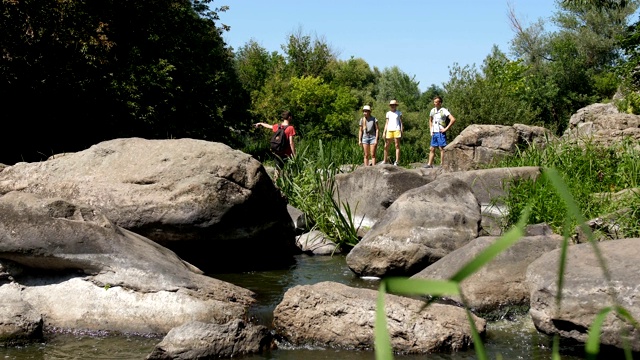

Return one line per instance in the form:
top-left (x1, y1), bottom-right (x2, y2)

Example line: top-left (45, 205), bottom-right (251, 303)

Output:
top-left (218, 0), bottom-right (560, 91)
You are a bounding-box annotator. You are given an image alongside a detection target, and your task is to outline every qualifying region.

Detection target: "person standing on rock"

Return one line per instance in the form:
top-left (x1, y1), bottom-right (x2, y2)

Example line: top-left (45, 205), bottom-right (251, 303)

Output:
top-left (382, 100), bottom-right (403, 165)
top-left (254, 110), bottom-right (296, 177)
top-left (425, 96), bottom-right (456, 168)
top-left (358, 105), bottom-right (379, 166)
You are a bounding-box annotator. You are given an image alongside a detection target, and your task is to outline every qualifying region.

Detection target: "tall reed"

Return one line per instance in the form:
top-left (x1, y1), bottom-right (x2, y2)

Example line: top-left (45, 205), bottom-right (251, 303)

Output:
top-left (275, 140), bottom-right (360, 248)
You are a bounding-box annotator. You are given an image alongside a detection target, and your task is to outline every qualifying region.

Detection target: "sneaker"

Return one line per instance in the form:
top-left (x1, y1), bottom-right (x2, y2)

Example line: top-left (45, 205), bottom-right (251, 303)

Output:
top-left (393, 161), bottom-right (398, 166)
top-left (423, 164), bottom-right (433, 169)
top-left (379, 161), bottom-right (386, 165)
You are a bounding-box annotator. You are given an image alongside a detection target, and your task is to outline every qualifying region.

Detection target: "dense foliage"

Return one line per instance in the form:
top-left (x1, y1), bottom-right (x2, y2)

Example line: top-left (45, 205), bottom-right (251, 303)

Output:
top-left (238, 1), bottom-right (639, 164)
top-left (2, 0), bottom-right (639, 167)
top-left (1, 0), bottom-right (248, 164)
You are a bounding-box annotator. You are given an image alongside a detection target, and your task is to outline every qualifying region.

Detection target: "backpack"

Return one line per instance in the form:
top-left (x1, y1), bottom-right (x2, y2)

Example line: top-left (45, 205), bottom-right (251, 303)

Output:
top-left (270, 124), bottom-right (289, 154)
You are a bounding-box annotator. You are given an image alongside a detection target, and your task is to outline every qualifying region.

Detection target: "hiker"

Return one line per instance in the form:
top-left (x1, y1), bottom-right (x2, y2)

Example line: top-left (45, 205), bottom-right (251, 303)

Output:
top-left (358, 105), bottom-right (379, 166)
top-left (425, 96), bottom-right (456, 168)
top-left (254, 110), bottom-right (296, 171)
top-left (382, 99), bottom-right (403, 165)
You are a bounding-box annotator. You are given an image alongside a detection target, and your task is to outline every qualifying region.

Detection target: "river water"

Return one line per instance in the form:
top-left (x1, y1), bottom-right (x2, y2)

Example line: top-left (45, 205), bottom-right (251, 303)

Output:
top-left (1, 254), bottom-right (586, 360)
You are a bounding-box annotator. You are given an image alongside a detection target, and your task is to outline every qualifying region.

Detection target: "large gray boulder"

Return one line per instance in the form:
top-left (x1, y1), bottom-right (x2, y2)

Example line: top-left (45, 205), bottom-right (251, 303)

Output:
top-left (526, 238), bottom-right (640, 351)
top-left (437, 167), bottom-right (541, 205)
top-left (0, 191), bottom-right (255, 334)
top-left (0, 138), bottom-right (296, 272)
top-left (437, 167), bottom-right (542, 235)
top-left (333, 165), bottom-right (435, 228)
top-left (147, 320), bottom-right (273, 359)
top-left (272, 281), bottom-right (486, 354)
top-left (346, 178), bottom-right (480, 277)
top-left (563, 103), bottom-right (640, 145)
top-left (412, 232), bottom-right (563, 313)
top-left (444, 124), bottom-right (553, 172)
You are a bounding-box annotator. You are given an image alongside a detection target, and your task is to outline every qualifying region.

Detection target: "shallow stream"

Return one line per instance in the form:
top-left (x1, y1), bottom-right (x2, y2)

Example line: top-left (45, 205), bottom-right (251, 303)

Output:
top-left (1, 254), bottom-right (586, 359)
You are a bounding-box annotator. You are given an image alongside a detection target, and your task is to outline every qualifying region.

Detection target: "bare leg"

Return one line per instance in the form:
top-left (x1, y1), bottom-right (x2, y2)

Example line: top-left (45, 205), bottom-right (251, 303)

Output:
top-left (371, 143), bottom-right (377, 165)
top-left (383, 139), bottom-right (390, 163)
top-left (363, 144), bottom-right (370, 166)
top-left (394, 138), bottom-right (401, 164)
top-left (428, 146), bottom-right (435, 166)
top-left (439, 147), bottom-right (445, 165)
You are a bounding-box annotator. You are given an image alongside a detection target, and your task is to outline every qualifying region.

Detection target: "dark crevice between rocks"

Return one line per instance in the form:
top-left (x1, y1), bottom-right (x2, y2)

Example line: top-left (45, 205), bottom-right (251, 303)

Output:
top-left (552, 319), bottom-right (589, 334)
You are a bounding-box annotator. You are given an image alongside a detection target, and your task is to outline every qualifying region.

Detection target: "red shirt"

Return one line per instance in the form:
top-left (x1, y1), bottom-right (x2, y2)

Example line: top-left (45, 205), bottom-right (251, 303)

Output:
top-left (271, 124), bottom-right (296, 157)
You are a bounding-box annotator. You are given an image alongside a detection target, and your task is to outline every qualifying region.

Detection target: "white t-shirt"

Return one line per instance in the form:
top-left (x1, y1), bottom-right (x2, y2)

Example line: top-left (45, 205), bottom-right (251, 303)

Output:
top-left (429, 107), bottom-right (450, 134)
top-left (385, 110), bottom-right (402, 131)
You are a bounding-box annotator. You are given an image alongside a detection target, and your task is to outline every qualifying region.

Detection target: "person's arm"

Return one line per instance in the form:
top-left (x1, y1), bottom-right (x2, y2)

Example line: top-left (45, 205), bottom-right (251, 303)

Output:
top-left (358, 119), bottom-right (363, 145)
top-left (399, 114), bottom-right (403, 133)
top-left (254, 122), bottom-right (272, 129)
top-left (443, 114), bottom-right (456, 133)
top-left (289, 135), bottom-right (295, 156)
top-left (383, 118), bottom-right (389, 138)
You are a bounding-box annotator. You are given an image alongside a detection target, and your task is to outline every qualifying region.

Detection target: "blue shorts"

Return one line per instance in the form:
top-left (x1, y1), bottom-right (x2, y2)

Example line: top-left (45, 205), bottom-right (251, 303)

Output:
top-left (362, 134), bottom-right (377, 145)
top-left (431, 132), bottom-right (447, 147)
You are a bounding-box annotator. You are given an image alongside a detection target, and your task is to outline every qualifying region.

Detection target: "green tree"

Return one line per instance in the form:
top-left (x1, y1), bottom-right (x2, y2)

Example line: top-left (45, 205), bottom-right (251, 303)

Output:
top-left (444, 47), bottom-right (540, 139)
top-left (329, 56), bottom-right (378, 109)
top-left (0, 0), bottom-right (248, 164)
top-left (282, 27), bottom-right (337, 80)
top-left (508, 0), bottom-right (637, 131)
top-left (375, 66), bottom-right (421, 111)
top-left (417, 84), bottom-right (445, 111)
top-left (235, 40), bottom-right (276, 96)
top-left (234, 40), bottom-right (290, 122)
top-left (285, 76), bottom-right (357, 139)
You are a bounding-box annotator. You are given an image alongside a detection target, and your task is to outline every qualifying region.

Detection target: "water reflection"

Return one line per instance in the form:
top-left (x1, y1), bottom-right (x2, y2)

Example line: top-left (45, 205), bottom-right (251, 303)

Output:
top-left (209, 254), bottom-right (380, 326)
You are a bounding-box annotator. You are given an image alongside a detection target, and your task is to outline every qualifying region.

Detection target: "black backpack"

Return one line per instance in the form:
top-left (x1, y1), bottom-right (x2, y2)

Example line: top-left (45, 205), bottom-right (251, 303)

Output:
top-left (270, 124), bottom-right (289, 154)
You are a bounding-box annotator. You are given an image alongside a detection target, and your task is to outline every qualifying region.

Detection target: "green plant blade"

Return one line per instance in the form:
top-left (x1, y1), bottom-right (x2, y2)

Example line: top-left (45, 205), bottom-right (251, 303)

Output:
top-left (615, 305), bottom-right (640, 329)
top-left (552, 334), bottom-right (561, 360)
top-left (375, 281), bottom-right (393, 360)
top-left (466, 308), bottom-right (488, 360)
top-left (384, 277), bottom-right (460, 297)
top-left (450, 205), bottom-right (530, 283)
top-left (586, 306), bottom-right (612, 360)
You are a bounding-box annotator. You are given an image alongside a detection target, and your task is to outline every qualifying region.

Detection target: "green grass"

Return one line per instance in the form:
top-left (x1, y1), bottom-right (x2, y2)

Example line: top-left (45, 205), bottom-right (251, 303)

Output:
top-left (268, 137), bottom-right (429, 167)
top-left (495, 138), bottom-right (640, 238)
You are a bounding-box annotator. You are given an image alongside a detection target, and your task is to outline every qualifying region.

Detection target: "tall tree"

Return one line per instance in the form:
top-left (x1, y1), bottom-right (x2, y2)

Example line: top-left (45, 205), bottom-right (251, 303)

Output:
top-left (0, 0), bottom-right (248, 164)
top-left (282, 27), bottom-right (337, 80)
top-left (375, 66), bottom-right (421, 111)
top-left (508, 0), bottom-right (638, 130)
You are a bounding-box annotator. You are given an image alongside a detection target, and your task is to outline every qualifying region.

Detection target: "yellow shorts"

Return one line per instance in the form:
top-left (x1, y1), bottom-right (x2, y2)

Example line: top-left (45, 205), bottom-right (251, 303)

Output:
top-left (385, 130), bottom-right (402, 139)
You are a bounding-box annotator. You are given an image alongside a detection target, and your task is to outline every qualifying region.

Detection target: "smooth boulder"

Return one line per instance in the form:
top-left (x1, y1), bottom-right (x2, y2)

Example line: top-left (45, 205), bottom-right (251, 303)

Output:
top-left (0, 191), bottom-right (255, 334)
top-left (526, 238), bottom-right (640, 351)
top-left (273, 281), bottom-right (486, 354)
top-left (413, 232), bottom-right (563, 313)
top-left (334, 165), bottom-right (434, 228)
top-left (346, 178), bottom-right (480, 277)
top-left (147, 320), bottom-right (273, 359)
top-left (444, 124), bottom-right (552, 172)
top-left (0, 138), bottom-right (296, 272)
